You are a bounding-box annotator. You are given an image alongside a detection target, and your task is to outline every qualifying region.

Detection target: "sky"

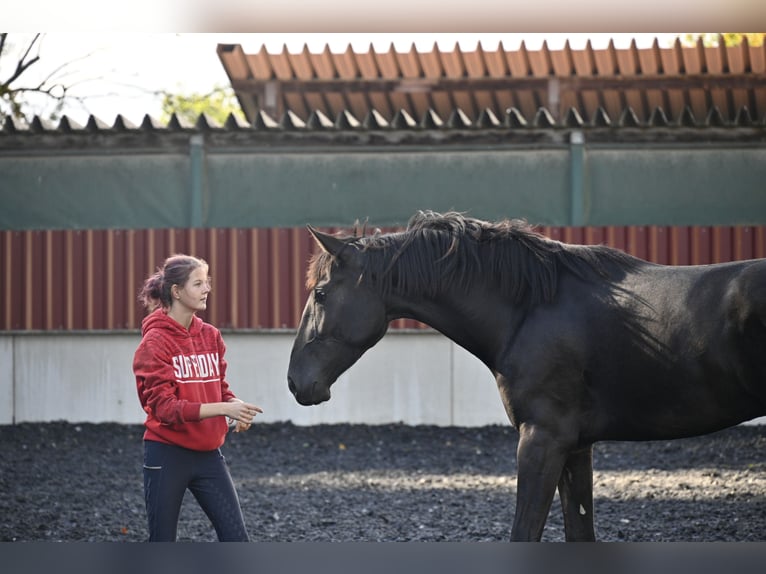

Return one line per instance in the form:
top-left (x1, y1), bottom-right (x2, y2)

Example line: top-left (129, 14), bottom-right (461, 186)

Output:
top-left (3, 33), bottom-right (684, 126)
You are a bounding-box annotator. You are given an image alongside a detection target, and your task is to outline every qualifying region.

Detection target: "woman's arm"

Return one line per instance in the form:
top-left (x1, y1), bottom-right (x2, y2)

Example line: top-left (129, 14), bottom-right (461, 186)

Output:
top-left (199, 398), bottom-right (262, 425)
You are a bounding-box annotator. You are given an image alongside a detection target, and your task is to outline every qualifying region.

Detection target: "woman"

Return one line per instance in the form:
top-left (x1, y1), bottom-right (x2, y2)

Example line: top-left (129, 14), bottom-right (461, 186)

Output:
top-left (133, 254), bottom-right (262, 542)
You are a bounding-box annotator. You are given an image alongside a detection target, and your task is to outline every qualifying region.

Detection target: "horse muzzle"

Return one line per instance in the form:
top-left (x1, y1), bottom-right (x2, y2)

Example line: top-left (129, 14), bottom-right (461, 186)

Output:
top-left (287, 376), bottom-right (332, 406)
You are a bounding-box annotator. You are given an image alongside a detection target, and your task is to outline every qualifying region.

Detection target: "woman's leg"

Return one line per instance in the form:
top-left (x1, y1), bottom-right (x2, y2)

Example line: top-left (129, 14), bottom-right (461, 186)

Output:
top-left (143, 441), bottom-right (189, 542)
top-left (189, 449), bottom-right (250, 542)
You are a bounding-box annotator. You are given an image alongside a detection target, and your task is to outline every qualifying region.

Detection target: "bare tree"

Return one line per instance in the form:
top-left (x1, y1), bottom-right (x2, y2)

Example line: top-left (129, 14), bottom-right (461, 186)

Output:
top-left (0, 33), bottom-right (94, 124)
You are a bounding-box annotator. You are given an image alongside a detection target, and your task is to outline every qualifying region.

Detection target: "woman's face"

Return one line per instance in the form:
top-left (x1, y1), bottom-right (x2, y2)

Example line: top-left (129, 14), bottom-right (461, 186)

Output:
top-left (174, 265), bottom-right (211, 313)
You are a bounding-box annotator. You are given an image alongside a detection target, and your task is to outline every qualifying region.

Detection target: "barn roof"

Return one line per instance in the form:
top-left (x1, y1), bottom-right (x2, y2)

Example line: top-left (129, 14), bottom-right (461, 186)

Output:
top-left (217, 36), bottom-right (766, 128)
top-left (3, 36), bottom-right (765, 140)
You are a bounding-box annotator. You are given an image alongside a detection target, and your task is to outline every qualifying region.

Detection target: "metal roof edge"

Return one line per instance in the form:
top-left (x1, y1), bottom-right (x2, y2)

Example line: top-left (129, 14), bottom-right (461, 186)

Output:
top-left (4, 104), bottom-right (765, 137)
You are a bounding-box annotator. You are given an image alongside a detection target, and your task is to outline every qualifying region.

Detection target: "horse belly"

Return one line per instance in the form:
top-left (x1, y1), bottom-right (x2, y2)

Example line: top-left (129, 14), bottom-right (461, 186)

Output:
top-left (593, 361), bottom-right (762, 442)
top-left (592, 318), bottom-right (765, 441)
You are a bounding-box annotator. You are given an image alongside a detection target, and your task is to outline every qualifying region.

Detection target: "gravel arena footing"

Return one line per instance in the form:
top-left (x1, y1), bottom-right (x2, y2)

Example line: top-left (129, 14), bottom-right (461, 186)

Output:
top-left (1, 422), bottom-right (764, 542)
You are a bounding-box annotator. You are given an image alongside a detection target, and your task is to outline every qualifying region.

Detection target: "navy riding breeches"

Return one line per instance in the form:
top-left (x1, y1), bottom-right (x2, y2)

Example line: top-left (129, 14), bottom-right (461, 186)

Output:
top-left (143, 440), bottom-right (249, 542)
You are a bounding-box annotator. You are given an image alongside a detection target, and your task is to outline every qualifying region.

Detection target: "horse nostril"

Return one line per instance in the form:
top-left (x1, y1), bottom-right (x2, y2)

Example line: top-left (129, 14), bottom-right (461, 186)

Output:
top-left (288, 376), bottom-right (296, 396)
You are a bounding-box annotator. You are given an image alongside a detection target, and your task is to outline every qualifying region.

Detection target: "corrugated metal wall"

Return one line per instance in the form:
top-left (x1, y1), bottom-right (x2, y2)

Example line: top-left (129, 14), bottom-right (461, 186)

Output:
top-left (2, 225), bottom-right (765, 332)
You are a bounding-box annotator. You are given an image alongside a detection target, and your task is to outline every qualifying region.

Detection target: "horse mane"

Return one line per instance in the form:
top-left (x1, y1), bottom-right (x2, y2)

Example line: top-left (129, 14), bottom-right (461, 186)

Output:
top-left (307, 211), bottom-right (642, 305)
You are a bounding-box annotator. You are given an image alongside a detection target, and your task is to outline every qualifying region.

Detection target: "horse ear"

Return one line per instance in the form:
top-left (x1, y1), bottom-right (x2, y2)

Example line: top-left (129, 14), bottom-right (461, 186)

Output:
top-left (307, 225), bottom-right (347, 257)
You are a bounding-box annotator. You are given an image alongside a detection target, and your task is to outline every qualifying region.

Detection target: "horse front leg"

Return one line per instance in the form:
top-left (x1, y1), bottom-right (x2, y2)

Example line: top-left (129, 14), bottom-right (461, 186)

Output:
top-left (557, 446), bottom-right (596, 541)
top-left (511, 425), bottom-right (568, 541)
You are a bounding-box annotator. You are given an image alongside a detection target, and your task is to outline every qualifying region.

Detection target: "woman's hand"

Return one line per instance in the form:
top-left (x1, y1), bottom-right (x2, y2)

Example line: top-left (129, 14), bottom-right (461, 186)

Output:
top-left (226, 398), bottom-right (263, 432)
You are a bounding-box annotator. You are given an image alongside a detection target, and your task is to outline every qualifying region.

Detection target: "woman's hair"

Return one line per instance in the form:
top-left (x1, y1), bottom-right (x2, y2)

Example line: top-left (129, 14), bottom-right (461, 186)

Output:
top-left (138, 254), bottom-right (209, 311)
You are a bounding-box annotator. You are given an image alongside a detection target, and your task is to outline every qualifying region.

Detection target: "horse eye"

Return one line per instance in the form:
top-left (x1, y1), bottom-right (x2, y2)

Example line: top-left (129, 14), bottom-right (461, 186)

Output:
top-left (314, 288), bottom-right (326, 303)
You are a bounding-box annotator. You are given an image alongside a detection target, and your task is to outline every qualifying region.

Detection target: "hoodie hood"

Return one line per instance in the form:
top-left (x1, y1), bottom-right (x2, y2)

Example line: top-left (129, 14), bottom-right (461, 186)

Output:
top-left (141, 308), bottom-right (203, 338)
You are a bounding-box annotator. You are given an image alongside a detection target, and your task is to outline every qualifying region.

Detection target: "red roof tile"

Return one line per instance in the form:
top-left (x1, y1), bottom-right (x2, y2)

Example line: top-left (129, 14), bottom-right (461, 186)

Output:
top-left (218, 37), bottom-right (766, 127)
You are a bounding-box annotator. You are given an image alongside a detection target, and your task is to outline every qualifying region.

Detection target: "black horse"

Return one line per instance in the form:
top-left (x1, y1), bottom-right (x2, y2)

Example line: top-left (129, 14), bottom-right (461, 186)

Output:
top-left (287, 210), bottom-right (766, 541)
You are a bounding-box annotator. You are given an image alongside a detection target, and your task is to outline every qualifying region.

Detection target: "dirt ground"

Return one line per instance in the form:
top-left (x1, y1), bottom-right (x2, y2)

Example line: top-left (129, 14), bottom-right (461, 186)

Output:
top-left (1, 421), bottom-right (764, 542)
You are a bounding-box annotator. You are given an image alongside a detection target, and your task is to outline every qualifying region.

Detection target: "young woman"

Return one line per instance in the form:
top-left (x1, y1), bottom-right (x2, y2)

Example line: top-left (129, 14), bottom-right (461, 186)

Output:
top-left (133, 254), bottom-right (262, 542)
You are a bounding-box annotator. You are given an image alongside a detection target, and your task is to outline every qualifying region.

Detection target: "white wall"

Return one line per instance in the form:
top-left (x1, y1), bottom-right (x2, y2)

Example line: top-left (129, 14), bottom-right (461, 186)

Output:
top-left (1, 332), bottom-right (763, 428)
top-left (223, 331), bottom-right (507, 427)
top-left (0, 331), bottom-right (508, 427)
top-left (0, 336), bottom-right (13, 423)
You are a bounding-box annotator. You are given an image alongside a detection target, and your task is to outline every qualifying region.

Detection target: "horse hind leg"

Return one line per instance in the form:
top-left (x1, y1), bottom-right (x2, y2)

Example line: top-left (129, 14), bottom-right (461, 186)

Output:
top-left (557, 446), bottom-right (596, 541)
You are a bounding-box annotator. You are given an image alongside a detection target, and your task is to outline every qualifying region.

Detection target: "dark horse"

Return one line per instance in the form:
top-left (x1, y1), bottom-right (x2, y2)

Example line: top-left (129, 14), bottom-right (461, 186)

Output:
top-left (287, 211), bottom-right (766, 541)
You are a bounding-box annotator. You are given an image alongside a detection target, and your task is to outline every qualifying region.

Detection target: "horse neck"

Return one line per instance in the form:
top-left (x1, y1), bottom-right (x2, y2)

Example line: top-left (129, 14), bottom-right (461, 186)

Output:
top-left (370, 232), bottom-right (518, 366)
top-left (383, 285), bottom-right (511, 368)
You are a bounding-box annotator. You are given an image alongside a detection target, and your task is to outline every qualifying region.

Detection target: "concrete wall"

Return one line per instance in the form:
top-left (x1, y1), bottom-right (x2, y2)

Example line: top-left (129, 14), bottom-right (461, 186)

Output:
top-left (1, 332), bottom-right (763, 427)
top-left (0, 331), bottom-right (508, 427)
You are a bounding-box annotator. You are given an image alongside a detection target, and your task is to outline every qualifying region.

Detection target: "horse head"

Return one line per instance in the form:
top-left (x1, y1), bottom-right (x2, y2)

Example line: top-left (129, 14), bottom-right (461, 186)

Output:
top-left (287, 226), bottom-right (389, 405)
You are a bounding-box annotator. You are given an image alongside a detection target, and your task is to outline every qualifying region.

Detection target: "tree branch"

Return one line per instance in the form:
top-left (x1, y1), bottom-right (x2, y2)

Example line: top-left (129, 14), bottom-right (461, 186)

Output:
top-left (5, 34), bottom-right (42, 86)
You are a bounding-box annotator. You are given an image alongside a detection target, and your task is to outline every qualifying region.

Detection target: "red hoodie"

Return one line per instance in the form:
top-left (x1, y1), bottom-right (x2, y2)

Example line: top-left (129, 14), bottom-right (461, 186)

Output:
top-left (133, 308), bottom-right (236, 451)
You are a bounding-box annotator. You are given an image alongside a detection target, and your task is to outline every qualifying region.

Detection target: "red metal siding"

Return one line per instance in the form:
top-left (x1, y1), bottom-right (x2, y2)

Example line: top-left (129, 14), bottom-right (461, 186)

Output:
top-left (1, 225), bottom-right (765, 332)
